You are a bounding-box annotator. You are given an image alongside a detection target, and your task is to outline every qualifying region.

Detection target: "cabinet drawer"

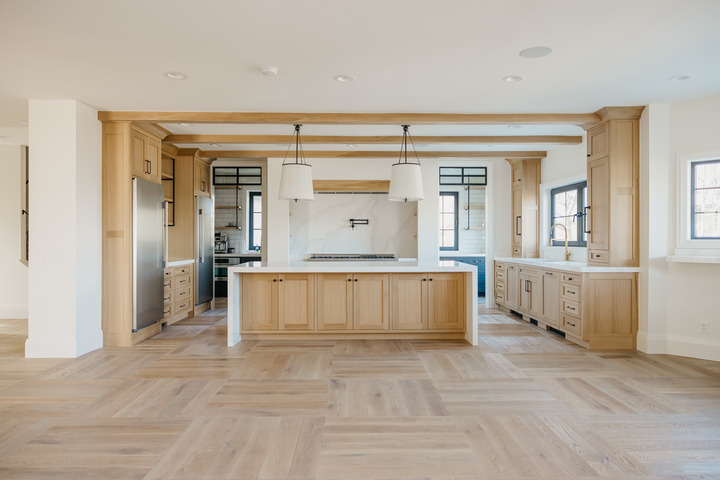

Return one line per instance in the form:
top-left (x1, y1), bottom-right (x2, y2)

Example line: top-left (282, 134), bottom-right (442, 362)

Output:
top-left (174, 286), bottom-right (191, 300)
top-left (588, 250), bottom-right (609, 264)
top-left (496, 292), bottom-right (505, 304)
top-left (561, 283), bottom-right (581, 302)
top-left (164, 285), bottom-right (171, 296)
top-left (518, 267), bottom-right (540, 276)
top-left (496, 263), bottom-right (505, 271)
top-left (163, 304), bottom-right (171, 317)
top-left (175, 274), bottom-right (191, 286)
top-left (562, 299), bottom-right (581, 316)
top-left (561, 272), bottom-right (581, 285)
top-left (164, 277), bottom-right (171, 288)
top-left (163, 291), bottom-right (172, 303)
top-left (164, 269), bottom-right (172, 278)
top-left (174, 298), bottom-right (192, 313)
top-left (495, 281), bottom-right (505, 292)
top-left (172, 265), bottom-right (193, 276)
top-left (561, 314), bottom-right (583, 337)
top-left (512, 247), bottom-right (521, 256)
top-left (495, 270), bottom-right (505, 280)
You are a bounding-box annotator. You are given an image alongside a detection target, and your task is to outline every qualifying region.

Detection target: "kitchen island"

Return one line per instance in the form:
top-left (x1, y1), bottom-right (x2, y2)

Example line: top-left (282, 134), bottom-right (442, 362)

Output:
top-left (227, 261), bottom-right (478, 346)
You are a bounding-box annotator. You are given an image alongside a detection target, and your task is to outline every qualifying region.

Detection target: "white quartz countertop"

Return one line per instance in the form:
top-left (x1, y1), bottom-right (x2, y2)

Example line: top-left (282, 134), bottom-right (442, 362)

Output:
top-left (228, 260), bottom-right (475, 273)
top-left (494, 257), bottom-right (639, 273)
top-left (215, 253), bottom-right (262, 258)
top-left (167, 259), bottom-right (194, 267)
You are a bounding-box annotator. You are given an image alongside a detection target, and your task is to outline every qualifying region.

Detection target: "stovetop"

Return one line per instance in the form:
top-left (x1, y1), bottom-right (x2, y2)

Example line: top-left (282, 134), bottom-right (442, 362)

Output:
top-left (306, 253), bottom-right (398, 261)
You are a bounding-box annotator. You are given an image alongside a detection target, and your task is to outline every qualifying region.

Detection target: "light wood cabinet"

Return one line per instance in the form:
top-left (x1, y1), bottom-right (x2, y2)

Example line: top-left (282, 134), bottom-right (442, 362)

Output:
top-left (494, 262), bottom-right (506, 307)
top-left (494, 260), bottom-right (637, 349)
top-left (391, 273), bottom-right (465, 331)
top-left (194, 159), bottom-right (211, 197)
top-left (242, 273), bottom-right (315, 331)
top-left (130, 126), bottom-right (161, 183)
top-left (316, 273), bottom-right (390, 330)
top-left (507, 158), bottom-right (540, 258)
top-left (519, 267), bottom-right (542, 319)
top-left (505, 264), bottom-right (519, 310)
top-left (586, 118), bottom-right (639, 267)
top-left (541, 270), bottom-right (559, 327)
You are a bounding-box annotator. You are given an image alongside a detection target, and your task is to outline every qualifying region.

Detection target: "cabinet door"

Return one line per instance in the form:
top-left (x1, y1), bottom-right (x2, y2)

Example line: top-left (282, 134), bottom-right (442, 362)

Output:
top-left (242, 274), bottom-right (278, 331)
top-left (587, 157), bottom-right (610, 252)
top-left (519, 274), bottom-right (531, 315)
top-left (145, 136), bottom-right (161, 183)
top-left (505, 265), bottom-right (519, 310)
top-left (317, 274), bottom-right (353, 330)
top-left (428, 273), bottom-right (465, 330)
top-left (278, 274), bottom-right (315, 330)
top-left (391, 274), bottom-right (427, 330)
top-left (131, 129), bottom-right (147, 179)
top-left (529, 276), bottom-right (543, 319)
top-left (541, 270), bottom-right (559, 327)
top-left (511, 185), bottom-right (522, 250)
top-left (353, 274), bottom-right (389, 330)
top-left (194, 161), bottom-right (211, 197)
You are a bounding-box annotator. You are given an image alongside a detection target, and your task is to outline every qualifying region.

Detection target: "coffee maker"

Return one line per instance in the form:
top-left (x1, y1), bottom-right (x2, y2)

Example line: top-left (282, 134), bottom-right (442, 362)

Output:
top-left (214, 232), bottom-right (228, 254)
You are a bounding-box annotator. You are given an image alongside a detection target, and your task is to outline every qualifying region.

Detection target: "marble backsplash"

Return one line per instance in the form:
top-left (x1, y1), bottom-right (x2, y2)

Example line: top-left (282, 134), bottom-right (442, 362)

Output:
top-left (289, 193), bottom-right (418, 259)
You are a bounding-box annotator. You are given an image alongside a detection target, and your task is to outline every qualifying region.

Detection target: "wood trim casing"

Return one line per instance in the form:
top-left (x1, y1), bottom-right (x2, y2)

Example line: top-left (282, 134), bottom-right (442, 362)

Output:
top-left (98, 111), bottom-right (602, 128)
top-left (313, 180), bottom-right (390, 192)
top-left (198, 150), bottom-right (547, 159)
top-left (164, 134), bottom-right (583, 145)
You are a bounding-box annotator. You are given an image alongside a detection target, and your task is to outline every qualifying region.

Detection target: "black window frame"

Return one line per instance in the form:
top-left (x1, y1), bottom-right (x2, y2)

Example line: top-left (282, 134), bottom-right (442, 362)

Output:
top-left (439, 166), bottom-right (487, 186)
top-left (439, 191), bottom-right (459, 251)
top-left (248, 192), bottom-right (262, 250)
top-left (550, 181), bottom-right (587, 247)
top-left (691, 158), bottom-right (720, 240)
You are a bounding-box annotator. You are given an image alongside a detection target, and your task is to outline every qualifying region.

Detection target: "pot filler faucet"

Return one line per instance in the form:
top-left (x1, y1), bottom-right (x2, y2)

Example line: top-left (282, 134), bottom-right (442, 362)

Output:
top-left (549, 223), bottom-right (571, 261)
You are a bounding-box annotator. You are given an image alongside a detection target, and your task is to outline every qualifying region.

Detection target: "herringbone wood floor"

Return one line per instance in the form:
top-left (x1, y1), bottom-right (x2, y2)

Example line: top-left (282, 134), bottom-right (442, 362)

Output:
top-left (0, 307), bottom-right (719, 479)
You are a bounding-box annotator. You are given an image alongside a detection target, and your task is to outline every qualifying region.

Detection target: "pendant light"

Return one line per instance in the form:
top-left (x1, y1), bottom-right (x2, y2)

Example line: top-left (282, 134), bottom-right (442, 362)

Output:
top-left (389, 125), bottom-right (424, 202)
top-left (278, 124), bottom-right (314, 201)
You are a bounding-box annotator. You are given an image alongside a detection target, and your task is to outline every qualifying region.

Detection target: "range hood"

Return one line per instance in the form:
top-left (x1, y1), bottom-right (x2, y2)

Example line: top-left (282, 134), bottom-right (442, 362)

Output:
top-left (307, 253), bottom-right (398, 261)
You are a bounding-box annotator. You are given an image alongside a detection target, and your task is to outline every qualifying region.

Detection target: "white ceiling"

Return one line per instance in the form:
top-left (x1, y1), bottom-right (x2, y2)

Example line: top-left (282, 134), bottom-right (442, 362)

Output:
top-left (1, 0), bottom-right (720, 152)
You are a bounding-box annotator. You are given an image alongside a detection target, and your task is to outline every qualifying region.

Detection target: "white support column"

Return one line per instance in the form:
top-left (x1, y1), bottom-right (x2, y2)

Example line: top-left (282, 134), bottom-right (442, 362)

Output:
top-left (637, 104), bottom-right (670, 354)
top-left (417, 159), bottom-right (439, 262)
top-left (266, 157), bottom-right (290, 262)
top-left (25, 100), bottom-right (102, 358)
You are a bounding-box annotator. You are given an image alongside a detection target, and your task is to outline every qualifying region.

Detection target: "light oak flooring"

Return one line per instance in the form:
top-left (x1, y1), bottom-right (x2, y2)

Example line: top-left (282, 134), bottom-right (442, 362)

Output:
top-left (0, 309), bottom-right (719, 479)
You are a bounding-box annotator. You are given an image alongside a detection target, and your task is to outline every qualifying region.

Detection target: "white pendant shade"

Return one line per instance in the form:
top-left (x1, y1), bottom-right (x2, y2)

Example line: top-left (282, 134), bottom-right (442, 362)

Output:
top-left (389, 162), bottom-right (424, 202)
top-left (278, 163), bottom-right (314, 201)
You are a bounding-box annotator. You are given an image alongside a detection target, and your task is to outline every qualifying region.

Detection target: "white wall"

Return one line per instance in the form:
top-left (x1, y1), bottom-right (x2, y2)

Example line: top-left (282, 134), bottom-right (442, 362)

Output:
top-left (25, 100), bottom-right (102, 358)
top-left (662, 95), bottom-right (720, 361)
top-left (0, 145), bottom-right (28, 318)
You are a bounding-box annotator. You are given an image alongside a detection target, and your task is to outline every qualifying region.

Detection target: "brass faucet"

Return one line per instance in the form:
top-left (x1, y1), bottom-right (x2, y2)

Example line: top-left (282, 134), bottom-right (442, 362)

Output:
top-left (549, 223), bottom-right (571, 261)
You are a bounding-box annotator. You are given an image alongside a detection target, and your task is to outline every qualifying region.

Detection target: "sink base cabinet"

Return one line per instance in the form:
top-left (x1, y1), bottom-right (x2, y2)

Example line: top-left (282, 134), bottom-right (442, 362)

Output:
top-left (239, 272), bottom-right (466, 337)
top-left (494, 260), bottom-right (637, 350)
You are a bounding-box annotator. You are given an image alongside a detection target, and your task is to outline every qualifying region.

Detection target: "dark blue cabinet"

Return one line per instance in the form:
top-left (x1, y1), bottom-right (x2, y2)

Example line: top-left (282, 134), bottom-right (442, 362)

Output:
top-left (440, 256), bottom-right (485, 296)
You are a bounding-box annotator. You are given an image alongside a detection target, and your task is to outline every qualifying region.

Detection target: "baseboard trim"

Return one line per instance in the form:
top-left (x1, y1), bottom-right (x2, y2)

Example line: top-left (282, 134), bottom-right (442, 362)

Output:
top-left (666, 334), bottom-right (720, 362)
top-left (0, 305), bottom-right (28, 319)
top-left (636, 331), bottom-right (667, 354)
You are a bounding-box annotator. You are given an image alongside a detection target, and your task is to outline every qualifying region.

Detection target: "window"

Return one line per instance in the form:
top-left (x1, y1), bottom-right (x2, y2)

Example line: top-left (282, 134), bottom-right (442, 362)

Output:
top-left (550, 181), bottom-right (587, 247)
top-left (248, 192), bottom-right (262, 250)
top-left (439, 192), bottom-right (458, 250)
top-left (691, 159), bottom-right (720, 239)
top-left (439, 166), bottom-right (487, 186)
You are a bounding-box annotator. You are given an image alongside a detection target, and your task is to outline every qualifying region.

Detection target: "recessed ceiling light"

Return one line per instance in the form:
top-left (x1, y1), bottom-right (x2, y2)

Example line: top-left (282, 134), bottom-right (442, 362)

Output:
top-left (503, 75), bottom-right (524, 83)
top-left (507, 125), bottom-right (521, 129)
top-left (334, 74), bottom-right (354, 83)
top-left (210, 143), bottom-right (222, 147)
top-left (178, 123), bottom-right (193, 126)
top-left (668, 75), bottom-right (691, 82)
top-left (346, 144), bottom-right (358, 148)
top-left (414, 144), bottom-right (429, 148)
top-left (164, 71), bottom-right (188, 80)
top-left (519, 46), bottom-right (553, 59)
top-left (260, 65), bottom-right (279, 76)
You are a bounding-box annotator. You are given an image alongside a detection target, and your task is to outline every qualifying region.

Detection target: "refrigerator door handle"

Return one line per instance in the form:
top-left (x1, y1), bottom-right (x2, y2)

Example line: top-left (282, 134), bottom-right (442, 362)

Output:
top-left (199, 208), bottom-right (205, 264)
top-left (162, 201), bottom-right (169, 268)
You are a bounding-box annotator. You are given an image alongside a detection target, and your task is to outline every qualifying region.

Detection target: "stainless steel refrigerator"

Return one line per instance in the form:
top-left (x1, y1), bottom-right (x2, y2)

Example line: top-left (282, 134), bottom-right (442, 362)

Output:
top-left (132, 178), bottom-right (166, 332)
top-left (195, 195), bottom-right (214, 306)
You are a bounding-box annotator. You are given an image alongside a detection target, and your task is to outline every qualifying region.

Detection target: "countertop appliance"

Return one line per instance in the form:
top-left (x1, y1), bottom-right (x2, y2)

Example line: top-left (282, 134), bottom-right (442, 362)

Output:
top-left (132, 178), bottom-right (166, 332)
top-left (214, 232), bottom-right (228, 254)
top-left (196, 195), bottom-right (214, 306)
top-left (306, 253), bottom-right (398, 261)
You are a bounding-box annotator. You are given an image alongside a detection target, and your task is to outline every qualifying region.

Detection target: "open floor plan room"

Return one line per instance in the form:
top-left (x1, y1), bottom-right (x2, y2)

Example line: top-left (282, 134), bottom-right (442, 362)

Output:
top-left (1, 309), bottom-right (719, 480)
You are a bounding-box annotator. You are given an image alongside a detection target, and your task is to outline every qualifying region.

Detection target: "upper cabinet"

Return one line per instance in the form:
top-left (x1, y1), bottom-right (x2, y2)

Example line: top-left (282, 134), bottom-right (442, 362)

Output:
top-left (585, 112), bottom-right (640, 267)
top-left (194, 159), bottom-right (211, 197)
top-left (507, 158), bottom-right (541, 258)
top-left (130, 125), bottom-right (161, 184)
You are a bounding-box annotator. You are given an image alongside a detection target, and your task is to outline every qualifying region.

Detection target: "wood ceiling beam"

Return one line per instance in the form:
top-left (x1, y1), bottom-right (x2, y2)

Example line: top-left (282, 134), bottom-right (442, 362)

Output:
top-left (165, 134), bottom-right (582, 145)
top-left (98, 111), bottom-right (600, 128)
top-left (198, 150), bottom-right (547, 159)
